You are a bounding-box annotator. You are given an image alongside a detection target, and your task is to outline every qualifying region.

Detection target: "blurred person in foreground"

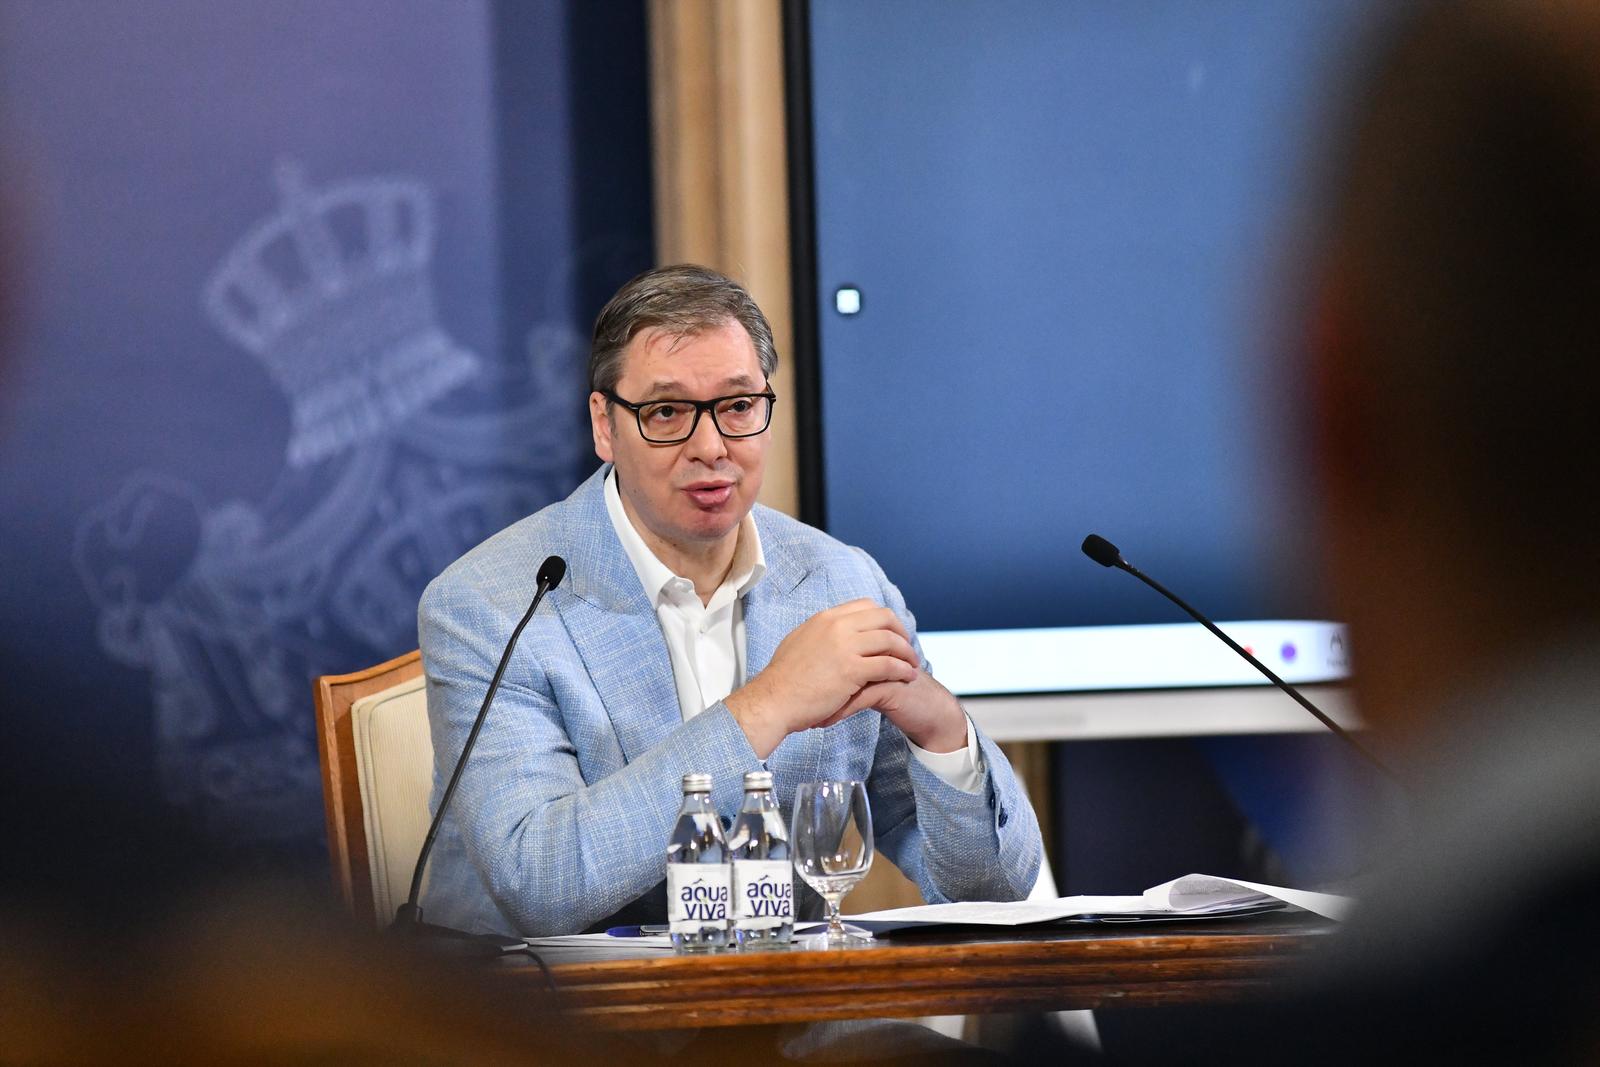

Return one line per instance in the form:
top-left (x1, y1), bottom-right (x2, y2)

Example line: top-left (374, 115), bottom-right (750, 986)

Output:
top-left (1106, 1), bottom-right (1600, 1062)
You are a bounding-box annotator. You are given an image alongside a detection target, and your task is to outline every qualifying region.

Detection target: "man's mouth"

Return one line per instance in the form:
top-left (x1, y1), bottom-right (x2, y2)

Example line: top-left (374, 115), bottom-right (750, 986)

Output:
top-left (682, 481), bottom-right (735, 508)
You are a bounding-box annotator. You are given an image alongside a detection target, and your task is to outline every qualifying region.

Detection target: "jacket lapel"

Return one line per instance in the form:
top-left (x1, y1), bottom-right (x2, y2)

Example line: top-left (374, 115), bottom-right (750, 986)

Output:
top-left (553, 467), bottom-right (683, 762)
top-left (742, 571), bottom-right (815, 679)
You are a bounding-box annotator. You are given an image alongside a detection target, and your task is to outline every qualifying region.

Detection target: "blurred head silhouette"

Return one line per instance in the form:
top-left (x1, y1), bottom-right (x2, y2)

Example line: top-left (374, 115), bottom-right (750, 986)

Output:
top-left (1108, 7), bottom-right (1600, 1060)
top-left (1311, 0), bottom-right (1600, 751)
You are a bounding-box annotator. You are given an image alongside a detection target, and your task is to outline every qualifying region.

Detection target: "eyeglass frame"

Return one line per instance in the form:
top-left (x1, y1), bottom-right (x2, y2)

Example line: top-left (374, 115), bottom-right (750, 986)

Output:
top-left (599, 384), bottom-right (778, 444)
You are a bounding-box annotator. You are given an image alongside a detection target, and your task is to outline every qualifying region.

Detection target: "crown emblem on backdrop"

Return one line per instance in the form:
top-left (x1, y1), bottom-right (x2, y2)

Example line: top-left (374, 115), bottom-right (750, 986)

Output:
top-left (203, 161), bottom-right (480, 466)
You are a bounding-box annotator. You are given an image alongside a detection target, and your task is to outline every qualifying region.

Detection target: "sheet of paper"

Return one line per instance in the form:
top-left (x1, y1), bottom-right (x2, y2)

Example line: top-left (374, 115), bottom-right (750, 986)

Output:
top-left (847, 873), bottom-right (1354, 930)
top-left (847, 895), bottom-right (1158, 927)
top-left (1147, 874), bottom-right (1354, 921)
top-left (523, 933), bottom-right (676, 952)
top-left (1144, 874), bottom-right (1272, 913)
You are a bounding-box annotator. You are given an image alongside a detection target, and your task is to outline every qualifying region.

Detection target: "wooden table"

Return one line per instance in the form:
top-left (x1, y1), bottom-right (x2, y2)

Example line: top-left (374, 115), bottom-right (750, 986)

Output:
top-left (506, 914), bottom-right (1332, 1031)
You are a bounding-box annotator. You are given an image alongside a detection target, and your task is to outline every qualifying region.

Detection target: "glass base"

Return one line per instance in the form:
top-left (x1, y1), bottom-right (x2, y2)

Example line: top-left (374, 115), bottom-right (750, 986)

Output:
top-left (796, 923), bottom-right (875, 949)
top-left (825, 931), bottom-right (875, 948)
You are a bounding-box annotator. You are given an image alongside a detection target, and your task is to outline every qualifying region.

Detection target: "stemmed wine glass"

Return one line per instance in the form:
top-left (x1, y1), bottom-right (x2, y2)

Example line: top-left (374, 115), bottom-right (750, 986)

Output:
top-left (790, 780), bottom-right (874, 945)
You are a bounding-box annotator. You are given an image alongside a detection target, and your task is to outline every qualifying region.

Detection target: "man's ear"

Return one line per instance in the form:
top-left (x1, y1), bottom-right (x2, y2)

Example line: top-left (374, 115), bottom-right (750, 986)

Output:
top-left (589, 392), bottom-right (614, 463)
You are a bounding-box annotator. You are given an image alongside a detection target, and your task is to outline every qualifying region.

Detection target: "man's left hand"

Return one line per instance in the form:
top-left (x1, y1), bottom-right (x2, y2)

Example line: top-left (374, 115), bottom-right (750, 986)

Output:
top-left (821, 671), bottom-right (968, 753)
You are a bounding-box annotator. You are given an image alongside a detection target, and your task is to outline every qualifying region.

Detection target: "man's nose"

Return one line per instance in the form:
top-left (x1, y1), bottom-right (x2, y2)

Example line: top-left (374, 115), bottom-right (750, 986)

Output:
top-left (682, 407), bottom-right (729, 462)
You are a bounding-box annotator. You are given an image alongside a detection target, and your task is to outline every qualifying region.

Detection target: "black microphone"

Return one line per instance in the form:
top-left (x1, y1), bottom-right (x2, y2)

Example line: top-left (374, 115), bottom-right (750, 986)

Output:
top-left (1080, 534), bottom-right (1397, 781)
top-left (393, 554), bottom-right (567, 945)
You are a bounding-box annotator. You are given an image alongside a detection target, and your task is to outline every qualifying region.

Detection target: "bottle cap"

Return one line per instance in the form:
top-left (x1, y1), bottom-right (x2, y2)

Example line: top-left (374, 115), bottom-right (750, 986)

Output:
top-left (742, 770), bottom-right (774, 790)
top-left (681, 772), bottom-right (713, 793)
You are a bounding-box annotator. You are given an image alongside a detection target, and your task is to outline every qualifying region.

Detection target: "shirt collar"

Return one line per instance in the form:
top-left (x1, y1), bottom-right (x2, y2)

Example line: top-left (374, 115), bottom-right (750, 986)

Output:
top-left (604, 466), bottom-right (766, 607)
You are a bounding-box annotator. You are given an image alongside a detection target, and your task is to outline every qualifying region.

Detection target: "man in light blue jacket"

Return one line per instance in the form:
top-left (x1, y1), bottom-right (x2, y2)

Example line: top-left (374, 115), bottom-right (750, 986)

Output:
top-left (419, 264), bottom-right (1042, 937)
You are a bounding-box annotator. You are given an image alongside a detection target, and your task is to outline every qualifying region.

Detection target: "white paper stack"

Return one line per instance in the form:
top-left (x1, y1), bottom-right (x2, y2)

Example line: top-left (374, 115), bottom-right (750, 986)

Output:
top-left (843, 873), bottom-right (1352, 933)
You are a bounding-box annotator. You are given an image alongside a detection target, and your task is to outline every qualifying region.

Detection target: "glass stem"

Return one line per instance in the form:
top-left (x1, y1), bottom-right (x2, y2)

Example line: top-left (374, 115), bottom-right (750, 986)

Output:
top-left (825, 894), bottom-right (845, 940)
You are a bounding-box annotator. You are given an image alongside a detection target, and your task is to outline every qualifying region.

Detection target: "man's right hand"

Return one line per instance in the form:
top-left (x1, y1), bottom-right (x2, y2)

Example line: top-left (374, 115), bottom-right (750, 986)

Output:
top-left (725, 598), bottom-right (921, 758)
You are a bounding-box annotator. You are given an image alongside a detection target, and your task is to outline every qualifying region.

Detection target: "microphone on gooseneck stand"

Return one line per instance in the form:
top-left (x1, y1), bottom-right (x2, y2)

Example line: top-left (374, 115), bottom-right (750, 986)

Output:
top-left (1080, 533), bottom-right (1399, 783)
top-left (392, 554), bottom-right (567, 952)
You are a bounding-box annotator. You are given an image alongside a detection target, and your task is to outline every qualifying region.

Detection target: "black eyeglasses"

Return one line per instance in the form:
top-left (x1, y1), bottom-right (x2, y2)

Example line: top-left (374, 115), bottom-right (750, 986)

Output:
top-left (602, 386), bottom-right (777, 444)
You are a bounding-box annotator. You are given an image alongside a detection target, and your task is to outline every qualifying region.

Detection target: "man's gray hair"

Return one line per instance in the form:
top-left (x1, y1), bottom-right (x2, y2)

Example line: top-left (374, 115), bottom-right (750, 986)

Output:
top-left (588, 264), bottom-right (778, 395)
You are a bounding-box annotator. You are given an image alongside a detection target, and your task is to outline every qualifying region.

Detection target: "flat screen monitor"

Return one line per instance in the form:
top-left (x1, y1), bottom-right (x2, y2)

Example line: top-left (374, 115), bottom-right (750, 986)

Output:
top-left (786, 0), bottom-right (1383, 709)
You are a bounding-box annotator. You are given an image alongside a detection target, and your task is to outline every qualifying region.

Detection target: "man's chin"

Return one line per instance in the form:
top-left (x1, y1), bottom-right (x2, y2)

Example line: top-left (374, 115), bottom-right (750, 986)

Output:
top-left (674, 506), bottom-right (745, 544)
top-left (683, 518), bottom-right (741, 544)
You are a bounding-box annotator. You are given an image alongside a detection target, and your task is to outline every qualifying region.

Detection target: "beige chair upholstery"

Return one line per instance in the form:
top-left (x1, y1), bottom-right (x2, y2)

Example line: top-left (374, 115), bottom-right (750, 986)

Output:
top-left (350, 674), bottom-right (434, 926)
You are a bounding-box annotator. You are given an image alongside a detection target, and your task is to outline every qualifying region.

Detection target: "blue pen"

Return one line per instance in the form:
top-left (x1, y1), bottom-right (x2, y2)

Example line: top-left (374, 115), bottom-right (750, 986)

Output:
top-left (606, 924), bottom-right (669, 937)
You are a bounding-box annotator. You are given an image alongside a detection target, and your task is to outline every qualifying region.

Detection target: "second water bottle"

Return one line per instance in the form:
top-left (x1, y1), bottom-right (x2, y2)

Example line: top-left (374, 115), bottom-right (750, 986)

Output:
top-left (728, 770), bottom-right (794, 948)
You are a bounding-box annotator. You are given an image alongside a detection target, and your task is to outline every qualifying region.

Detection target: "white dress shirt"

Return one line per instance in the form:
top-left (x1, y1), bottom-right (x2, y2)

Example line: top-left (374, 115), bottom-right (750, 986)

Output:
top-left (604, 469), bottom-right (983, 792)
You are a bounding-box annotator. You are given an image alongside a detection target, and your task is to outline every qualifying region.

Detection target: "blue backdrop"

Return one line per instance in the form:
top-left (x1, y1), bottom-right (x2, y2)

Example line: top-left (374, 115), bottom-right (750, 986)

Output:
top-left (0, 0), bottom-right (652, 867)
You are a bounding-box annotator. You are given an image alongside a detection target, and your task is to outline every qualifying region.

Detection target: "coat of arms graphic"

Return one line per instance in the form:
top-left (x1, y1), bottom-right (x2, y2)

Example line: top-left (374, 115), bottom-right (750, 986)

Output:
top-left (74, 163), bottom-right (590, 848)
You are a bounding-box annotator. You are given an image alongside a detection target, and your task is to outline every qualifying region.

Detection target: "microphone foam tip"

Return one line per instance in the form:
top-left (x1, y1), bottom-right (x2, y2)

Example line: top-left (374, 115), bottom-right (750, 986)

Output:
top-left (1081, 534), bottom-right (1123, 568)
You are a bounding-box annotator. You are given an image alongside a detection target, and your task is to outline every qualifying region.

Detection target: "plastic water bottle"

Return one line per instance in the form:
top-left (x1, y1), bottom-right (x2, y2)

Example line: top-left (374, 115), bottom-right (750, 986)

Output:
top-left (666, 772), bottom-right (731, 952)
top-left (728, 770), bottom-right (794, 949)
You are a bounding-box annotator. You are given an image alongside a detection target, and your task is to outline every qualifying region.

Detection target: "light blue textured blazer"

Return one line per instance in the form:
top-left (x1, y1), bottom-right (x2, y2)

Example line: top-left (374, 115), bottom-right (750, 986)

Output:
top-left (418, 464), bottom-right (1043, 937)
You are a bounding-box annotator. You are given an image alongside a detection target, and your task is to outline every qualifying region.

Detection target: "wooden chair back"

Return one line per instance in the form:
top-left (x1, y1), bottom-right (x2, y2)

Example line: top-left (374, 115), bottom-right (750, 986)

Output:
top-left (312, 649), bottom-right (425, 927)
